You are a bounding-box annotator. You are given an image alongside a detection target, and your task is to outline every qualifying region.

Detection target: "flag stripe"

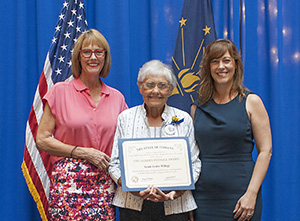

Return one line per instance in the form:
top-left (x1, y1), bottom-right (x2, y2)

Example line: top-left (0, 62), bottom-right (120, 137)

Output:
top-left (43, 54), bottom-right (54, 90)
top-left (26, 120), bottom-right (51, 197)
top-left (38, 72), bottom-right (48, 105)
top-left (23, 146), bottom-right (48, 204)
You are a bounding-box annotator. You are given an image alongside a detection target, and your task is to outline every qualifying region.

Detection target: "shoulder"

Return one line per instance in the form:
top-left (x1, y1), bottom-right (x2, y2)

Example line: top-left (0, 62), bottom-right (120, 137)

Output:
top-left (246, 93), bottom-right (264, 106)
top-left (102, 82), bottom-right (127, 110)
top-left (167, 106), bottom-right (193, 122)
top-left (118, 105), bottom-right (139, 117)
top-left (45, 81), bottom-right (71, 98)
top-left (246, 93), bottom-right (268, 118)
top-left (116, 106), bottom-right (141, 128)
top-left (190, 104), bottom-right (197, 120)
top-left (104, 84), bottom-right (126, 99)
top-left (50, 81), bottom-right (70, 91)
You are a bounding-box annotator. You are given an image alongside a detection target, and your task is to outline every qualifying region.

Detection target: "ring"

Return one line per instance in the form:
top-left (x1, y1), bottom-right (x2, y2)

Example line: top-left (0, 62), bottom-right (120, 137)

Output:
top-left (247, 213), bottom-right (252, 216)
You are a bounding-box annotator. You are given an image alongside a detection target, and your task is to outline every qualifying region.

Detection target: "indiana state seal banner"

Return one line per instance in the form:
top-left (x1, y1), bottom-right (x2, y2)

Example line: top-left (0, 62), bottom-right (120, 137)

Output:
top-left (167, 0), bottom-right (217, 113)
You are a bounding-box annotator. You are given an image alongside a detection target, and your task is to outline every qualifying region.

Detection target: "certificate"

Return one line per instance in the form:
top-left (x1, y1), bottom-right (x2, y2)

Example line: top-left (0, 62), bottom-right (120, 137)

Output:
top-left (118, 137), bottom-right (194, 192)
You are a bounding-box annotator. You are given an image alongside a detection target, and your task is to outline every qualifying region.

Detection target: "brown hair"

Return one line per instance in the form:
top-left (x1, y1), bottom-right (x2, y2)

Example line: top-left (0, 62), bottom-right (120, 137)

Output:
top-left (197, 39), bottom-right (248, 104)
top-left (71, 29), bottom-right (111, 78)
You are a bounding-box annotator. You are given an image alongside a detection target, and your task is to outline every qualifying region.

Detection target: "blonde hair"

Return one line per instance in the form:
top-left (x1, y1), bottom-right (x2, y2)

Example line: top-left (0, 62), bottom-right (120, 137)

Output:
top-left (71, 29), bottom-right (111, 78)
top-left (197, 39), bottom-right (248, 104)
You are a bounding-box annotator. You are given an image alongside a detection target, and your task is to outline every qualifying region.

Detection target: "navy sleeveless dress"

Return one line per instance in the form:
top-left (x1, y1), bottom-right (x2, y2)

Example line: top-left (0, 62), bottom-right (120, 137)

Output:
top-left (193, 92), bottom-right (262, 220)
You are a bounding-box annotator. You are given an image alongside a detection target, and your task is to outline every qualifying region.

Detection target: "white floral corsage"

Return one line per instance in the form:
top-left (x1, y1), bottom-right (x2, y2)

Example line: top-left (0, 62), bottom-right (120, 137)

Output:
top-left (164, 116), bottom-right (184, 135)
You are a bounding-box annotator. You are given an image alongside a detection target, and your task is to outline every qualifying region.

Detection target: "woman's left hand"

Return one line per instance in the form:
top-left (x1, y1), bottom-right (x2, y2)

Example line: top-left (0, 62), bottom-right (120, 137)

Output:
top-left (144, 187), bottom-right (169, 202)
top-left (233, 191), bottom-right (257, 221)
top-left (146, 187), bottom-right (185, 202)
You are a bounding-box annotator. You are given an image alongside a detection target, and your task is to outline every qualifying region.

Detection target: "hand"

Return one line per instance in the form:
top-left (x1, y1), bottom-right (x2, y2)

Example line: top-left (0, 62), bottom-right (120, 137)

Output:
top-left (130, 186), bottom-right (170, 202)
top-left (188, 210), bottom-right (194, 221)
top-left (166, 190), bottom-right (185, 200)
top-left (143, 187), bottom-right (185, 202)
top-left (130, 186), bottom-right (185, 203)
top-left (84, 148), bottom-right (111, 169)
top-left (233, 191), bottom-right (257, 221)
top-left (146, 187), bottom-right (170, 202)
top-left (117, 178), bottom-right (122, 186)
top-left (130, 185), bottom-right (153, 199)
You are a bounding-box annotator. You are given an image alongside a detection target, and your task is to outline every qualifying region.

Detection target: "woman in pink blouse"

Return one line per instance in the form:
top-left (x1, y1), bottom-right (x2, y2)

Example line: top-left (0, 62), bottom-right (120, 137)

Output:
top-left (36, 29), bottom-right (128, 220)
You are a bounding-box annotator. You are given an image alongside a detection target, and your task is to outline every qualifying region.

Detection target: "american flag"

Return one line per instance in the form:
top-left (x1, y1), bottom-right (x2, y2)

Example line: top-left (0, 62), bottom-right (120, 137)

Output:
top-left (21, 0), bottom-right (88, 220)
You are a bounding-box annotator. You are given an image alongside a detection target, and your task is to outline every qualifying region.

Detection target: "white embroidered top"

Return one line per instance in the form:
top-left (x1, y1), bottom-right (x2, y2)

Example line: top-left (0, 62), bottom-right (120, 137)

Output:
top-left (109, 104), bottom-right (201, 215)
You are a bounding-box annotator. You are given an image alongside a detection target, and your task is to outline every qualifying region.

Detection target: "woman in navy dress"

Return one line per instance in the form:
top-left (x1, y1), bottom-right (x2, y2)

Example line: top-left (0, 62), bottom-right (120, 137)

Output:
top-left (191, 39), bottom-right (272, 221)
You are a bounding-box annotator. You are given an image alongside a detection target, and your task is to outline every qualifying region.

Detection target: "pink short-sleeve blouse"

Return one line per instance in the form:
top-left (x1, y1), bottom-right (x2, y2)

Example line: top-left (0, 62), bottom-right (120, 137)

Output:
top-left (43, 78), bottom-right (128, 164)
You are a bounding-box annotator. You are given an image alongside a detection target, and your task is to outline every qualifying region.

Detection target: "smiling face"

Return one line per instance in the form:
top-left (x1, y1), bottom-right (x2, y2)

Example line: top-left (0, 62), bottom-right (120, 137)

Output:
top-left (139, 74), bottom-right (171, 111)
top-left (210, 50), bottom-right (236, 88)
top-left (80, 41), bottom-right (105, 77)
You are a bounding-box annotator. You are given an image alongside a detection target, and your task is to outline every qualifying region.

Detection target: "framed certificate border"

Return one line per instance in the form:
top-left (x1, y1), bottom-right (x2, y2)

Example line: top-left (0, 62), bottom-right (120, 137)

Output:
top-left (118, 137), bottom-right (195, 192)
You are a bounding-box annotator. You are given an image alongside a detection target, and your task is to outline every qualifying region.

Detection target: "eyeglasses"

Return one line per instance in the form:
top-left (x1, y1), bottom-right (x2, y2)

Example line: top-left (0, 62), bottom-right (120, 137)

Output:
top-left (143, 82), bottom-right (170, 91)
top-left (80, 49), bottom-right (106, 58)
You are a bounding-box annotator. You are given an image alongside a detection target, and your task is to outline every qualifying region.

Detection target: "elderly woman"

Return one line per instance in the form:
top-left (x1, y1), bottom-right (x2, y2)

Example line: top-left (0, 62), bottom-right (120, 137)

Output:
top-left (109, 60), bottom-right (201, 221)
top-left (36, 29), bottom-right (128, 220)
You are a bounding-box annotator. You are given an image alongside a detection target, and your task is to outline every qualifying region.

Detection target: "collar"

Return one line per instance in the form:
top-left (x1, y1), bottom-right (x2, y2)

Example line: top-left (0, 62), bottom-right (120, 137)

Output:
top-left (72, 77), bottom-right (110, 96)
top-left (140, 103), bottom-right (172, 123)
top-left (72, 77), bottom-right (87, 91)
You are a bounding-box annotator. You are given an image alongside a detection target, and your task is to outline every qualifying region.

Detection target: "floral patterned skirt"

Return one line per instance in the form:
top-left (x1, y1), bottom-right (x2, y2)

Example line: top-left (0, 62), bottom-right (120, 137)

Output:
top-left (48, 158), bottom-right (116, 221)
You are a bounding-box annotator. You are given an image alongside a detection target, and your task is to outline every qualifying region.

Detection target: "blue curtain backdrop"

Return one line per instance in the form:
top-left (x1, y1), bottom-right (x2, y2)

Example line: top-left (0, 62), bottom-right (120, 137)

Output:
top-left (0, 0), bottom-right (299, 220)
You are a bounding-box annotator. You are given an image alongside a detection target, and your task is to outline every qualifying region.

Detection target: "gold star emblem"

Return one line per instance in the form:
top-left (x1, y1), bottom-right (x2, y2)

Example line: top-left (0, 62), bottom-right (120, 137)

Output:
top-left (179, 17), bottom-right (187, 27)
top-left (203, 26), bottom-right (211, 35)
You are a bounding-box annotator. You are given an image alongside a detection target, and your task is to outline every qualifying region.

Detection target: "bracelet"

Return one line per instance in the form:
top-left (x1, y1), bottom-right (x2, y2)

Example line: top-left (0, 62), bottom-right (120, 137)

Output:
top-left (70, 145), bottom-right (78, 158)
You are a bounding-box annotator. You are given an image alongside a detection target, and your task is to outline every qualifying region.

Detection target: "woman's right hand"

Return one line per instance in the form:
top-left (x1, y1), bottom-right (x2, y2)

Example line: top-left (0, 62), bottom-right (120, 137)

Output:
top-left (130, 186), bottom-right (179, 202)
top-left (130, 185), bottom-right (154, 199)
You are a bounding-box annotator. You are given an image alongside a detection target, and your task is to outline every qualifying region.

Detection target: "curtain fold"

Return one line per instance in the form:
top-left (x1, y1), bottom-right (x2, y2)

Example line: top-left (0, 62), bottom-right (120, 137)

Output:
top-left (1, 0), bottom-right (299, 220)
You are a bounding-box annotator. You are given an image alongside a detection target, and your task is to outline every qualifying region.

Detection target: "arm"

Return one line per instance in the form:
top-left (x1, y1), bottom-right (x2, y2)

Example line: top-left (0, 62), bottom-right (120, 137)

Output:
top-left (233, 94), bottom-right (272, 220)
top-left (36, 102), bottom-right (110, 169)
top-left (108, 115), bottom-right (122, 184)
top-left (190, 104), bottom-right (196, 123)
top-left (190, 104), bottom-right (201, 182)
top-left (187, 111), bottom-right (201, 183)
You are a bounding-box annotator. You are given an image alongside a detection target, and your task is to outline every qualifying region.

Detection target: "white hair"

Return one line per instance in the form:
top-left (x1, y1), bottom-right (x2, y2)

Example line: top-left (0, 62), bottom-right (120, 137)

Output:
top-left (137, 60), bottom-right (177, 92)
